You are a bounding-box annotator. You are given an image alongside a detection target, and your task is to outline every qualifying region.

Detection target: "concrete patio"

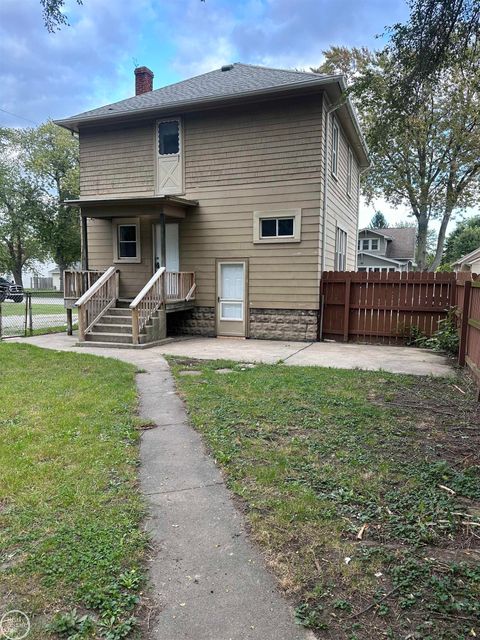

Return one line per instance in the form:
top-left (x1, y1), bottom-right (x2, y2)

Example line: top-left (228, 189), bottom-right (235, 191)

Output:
top-left (11, 332), bottom-right (454, 376)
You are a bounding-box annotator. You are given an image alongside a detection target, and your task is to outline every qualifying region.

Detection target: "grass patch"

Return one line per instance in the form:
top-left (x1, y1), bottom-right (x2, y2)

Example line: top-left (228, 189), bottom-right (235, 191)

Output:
top-left (1, 302), bottom-right (75, 317)
top-left (0, 343), bottom-right (146, 639)
top-left (170, 358), bottom-right (480, 640)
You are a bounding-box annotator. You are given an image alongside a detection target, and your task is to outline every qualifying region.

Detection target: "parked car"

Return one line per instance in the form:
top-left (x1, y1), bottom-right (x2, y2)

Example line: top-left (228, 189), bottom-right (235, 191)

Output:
top-left (0, 277), bottom-right (24, 303)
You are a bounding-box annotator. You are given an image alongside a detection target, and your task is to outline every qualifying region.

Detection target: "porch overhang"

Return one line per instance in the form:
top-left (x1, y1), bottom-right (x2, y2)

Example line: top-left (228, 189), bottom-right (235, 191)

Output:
top-left (64, 194), bottom-right (198, 216)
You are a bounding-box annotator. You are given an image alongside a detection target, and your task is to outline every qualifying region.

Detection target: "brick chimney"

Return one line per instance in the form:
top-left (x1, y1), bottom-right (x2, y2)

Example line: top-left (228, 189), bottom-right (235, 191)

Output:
top-left (134, 66), bottom-right (154, 95)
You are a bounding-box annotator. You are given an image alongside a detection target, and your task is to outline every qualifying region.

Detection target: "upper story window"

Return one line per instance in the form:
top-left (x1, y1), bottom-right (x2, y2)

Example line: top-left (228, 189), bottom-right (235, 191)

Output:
top-left (253, 209), bottom-right (301, 243)
top-left (347, 147), bottom-right (353, 195)
top-left (358, 238), bottom-right (379, 251)
top-left (331, 119), bottom-right (339, 177)
top-left (158, 121), bottom-right (180, 155)
top-left (156, 118), bottom-right (183, 195)
top-left (335, 227), bottom-right (347, 271)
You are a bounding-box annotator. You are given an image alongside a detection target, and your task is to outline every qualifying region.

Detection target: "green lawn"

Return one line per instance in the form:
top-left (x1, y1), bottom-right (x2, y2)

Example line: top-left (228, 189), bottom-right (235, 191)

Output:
top-left (170, 358), bottom-right (480, 640)
top-left (1, 302), bottom-right (75, 317)
top-left (0, 344), bottom-right (146, 639)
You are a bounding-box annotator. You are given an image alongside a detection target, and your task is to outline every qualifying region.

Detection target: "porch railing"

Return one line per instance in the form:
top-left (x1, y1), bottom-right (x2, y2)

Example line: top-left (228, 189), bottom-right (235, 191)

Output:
top-left (165, 271), bottom-right (196, 302)
top-left (75, 266), bottom-right (119, 340)
top-left (64, 269), bottom-right (104, 300)
top-left (130, 267), bottom-right (166, 345)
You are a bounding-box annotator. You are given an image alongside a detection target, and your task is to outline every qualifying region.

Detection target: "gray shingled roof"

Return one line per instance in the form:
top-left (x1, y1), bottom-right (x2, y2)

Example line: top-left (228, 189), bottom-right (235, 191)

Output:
top-left (60, 63), bottom-right (334, 122)
top-left (359, 227), bottom-right (416, 260)
top-left (384, 227), bottom-right (417, 260)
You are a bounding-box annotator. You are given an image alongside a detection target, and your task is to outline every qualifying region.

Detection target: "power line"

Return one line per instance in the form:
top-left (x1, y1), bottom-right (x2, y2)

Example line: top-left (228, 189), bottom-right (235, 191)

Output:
top-left (0, 107), bottom-right (38, 126)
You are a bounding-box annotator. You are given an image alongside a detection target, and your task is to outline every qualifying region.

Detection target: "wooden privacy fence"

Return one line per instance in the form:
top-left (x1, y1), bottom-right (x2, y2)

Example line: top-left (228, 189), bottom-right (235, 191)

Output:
top-left (457, 273), bottom-right (480, 390)
top-left (320, 271), bottom-right (456, 344)
top-left (320, 270), bottom-right (480, 392)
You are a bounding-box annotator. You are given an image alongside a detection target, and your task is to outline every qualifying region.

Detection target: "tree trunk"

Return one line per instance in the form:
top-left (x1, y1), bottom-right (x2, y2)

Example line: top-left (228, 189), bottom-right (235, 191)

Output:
top-left (416, 214), bottom-right (429, 271)
top-left (57, 261), bottom-right (66, 293)
top-left (12, 264), bottom-right (23, 287)
top-left (429, 206), bottom-right (454, 271)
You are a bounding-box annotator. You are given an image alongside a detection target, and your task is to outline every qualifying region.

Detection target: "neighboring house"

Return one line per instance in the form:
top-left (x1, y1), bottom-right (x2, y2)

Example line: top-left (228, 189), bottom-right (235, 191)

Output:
top-left (49, 267), bottom-right (61, 290)
top-left (452, 246), bottom-right (480, 273)
top-left (357, 227), bottom-right (416, 273)
top-left (56, 63), bottom-right (369, 345)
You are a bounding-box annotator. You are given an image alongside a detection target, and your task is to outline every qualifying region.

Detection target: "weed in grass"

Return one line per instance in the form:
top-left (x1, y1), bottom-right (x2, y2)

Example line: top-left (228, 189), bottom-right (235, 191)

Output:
top-left (170, 357), bottom-right (480, 640)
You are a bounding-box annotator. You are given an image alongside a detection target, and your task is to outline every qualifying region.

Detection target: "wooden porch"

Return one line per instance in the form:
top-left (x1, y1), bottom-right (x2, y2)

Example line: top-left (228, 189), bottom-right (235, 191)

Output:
top-left (64, 268), bottom-right (196, 346)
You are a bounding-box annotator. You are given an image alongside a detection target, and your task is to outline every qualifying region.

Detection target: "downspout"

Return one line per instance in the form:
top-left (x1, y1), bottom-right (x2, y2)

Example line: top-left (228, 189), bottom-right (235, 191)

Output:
top-left (80, 211), bottom-right (89, 271)
top-left (318, 98), bottom-right (343, 341)
top-left (354, 166), bottom-right (370, 272)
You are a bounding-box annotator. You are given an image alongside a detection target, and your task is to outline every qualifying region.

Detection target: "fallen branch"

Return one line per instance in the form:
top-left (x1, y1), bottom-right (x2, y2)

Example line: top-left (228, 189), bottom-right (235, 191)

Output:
top-left (347, 586), bottom-right (399, 619)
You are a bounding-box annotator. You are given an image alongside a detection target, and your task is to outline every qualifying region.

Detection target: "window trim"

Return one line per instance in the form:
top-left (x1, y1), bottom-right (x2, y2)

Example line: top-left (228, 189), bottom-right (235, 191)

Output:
top-left (331, 118), bottom-right (339, 178)
top-left (358, 238), bottom-right (380, 252)
top-left (253, 209), bottom-right (302, 244)
top-left (347, 147), bottom-right (353, 196)
top-left (157, 118), bottom-right (181, 157)
top-left (334, 226), bottom-right (348, 271)
top-left (113, 218), bottom-right (141, 264)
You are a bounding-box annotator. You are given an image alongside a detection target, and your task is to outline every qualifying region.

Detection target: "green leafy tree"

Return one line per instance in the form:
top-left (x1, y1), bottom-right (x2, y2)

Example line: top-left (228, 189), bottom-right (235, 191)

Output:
top-left (369, 211), bottom-right (388, 228)
top-left (387, 0), bottom-right (480, 101)
top-left (0, 162), bottom-right (47, 285)
top-left (316, 39), bottom-right (480, 271)
top-left (19, 121), bottom-right (80, 289)
top-left (443, 215), bottom-right (480, 264)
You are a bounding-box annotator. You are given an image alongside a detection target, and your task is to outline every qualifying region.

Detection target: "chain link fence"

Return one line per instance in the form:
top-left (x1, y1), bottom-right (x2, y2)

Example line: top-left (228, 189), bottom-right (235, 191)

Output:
top-left (0, 291), bottom-right (76, 339)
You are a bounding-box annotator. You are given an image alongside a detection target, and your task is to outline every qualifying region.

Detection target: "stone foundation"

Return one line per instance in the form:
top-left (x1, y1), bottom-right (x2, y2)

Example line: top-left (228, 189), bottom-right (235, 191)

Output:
top-left (167, 306), bottom-right (216, 337)
top-left (249, 308), bottom-right (318, 341)
top-left (168, 306), bottom-right (319, 342)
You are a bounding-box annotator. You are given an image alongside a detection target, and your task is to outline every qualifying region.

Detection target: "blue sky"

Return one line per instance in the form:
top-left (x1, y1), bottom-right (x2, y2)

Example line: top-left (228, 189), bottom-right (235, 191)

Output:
top-left (0, 0), bottom-right (409, 127)
top-left (3, 0), bottom-right (469, 230)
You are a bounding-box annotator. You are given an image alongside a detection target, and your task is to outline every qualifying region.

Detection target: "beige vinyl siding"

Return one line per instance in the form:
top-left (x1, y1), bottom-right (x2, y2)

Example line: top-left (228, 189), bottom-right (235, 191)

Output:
top-left (87, 216), bottom-right (155, 298)
top-left (80, 123), bottom-right (155, 197)
top-left (323, 101), bottom-right (360, 271)
top-left (181, 95), bottom-right (323, 310)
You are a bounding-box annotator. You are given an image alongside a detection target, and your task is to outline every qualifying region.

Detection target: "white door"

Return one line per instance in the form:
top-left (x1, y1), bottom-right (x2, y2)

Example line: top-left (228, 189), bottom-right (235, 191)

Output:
top-left (216, 261), bottom-right (247, 337)
top-left (154, 223), bottom-right (180, 297)
top-left (156, 120), bottom-right (183, 195)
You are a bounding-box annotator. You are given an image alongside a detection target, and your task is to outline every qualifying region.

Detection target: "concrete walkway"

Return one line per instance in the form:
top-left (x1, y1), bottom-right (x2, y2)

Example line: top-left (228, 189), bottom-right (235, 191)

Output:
top-left (159, 336), bottom-right (453, 377)
top-left (11, 333), bottom-right (311, 640)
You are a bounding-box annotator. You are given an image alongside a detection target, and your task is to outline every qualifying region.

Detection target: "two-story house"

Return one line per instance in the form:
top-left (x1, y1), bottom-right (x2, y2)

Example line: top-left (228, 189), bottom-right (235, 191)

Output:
top-left (357, 227), bottom-right (416, 273)
top-left (58, 63), bottom-right (369, 346)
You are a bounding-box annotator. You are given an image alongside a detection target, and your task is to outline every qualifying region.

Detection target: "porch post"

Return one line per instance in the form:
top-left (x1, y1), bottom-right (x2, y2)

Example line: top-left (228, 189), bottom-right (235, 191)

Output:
top-left (80, 211), bottom-right (89, 270)
top-left (159, 212), bottom-right (166, 269)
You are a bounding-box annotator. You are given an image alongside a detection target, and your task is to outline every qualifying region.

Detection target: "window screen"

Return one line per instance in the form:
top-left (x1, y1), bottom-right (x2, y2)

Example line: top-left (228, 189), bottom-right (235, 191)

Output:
top-left (118, 225), bottom-right (137, 258)
top-left (260, 217), bottom-right (294, 238)
top-left (158, 121), bottom-right (179, 155)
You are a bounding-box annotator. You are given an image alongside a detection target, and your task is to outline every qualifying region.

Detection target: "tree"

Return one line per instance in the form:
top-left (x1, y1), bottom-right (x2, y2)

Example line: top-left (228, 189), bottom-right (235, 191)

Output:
top-left (0, 162), bottom-right (47, 285)
top-left (369, 211), bottom-right (388, 228)
top-left (19, 122), bottom-right (80, 289)
top-left (443, 215), bottom-right (480, 264)
top-left (387, 0), bottom-right (480, 100)
top-left (316, 40), bottom-right (480, 271)
top-left (40, 0), bottom-right (83, 32)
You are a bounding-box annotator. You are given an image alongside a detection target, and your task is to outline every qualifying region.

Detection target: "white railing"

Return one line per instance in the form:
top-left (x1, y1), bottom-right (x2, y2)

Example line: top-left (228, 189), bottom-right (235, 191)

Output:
top-left (165, 271), bottom-right (196, 302)
top-left (130, 267), bottom-right (166, 345)
top-left (64, 269), bottom-right (104, 300)
top-left (75, 266), bottom-right (119, 340)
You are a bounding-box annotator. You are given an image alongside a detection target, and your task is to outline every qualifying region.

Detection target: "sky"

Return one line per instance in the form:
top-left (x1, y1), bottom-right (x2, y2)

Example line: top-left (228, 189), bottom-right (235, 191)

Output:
top-left (0, 0), bottom-right (476, 235)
